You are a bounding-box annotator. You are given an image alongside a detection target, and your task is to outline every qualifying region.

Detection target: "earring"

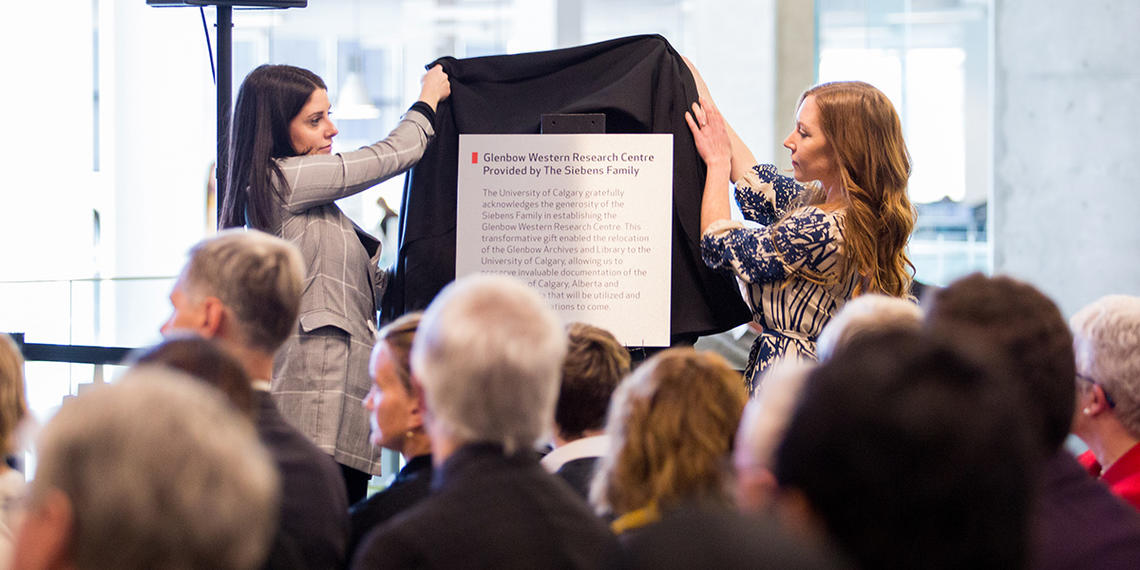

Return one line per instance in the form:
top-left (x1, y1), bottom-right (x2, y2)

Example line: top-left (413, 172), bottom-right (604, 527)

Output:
top-left (1083, 407), bottom-right (1092, 415)
top-left (405, 429), bottom-right (416, 440)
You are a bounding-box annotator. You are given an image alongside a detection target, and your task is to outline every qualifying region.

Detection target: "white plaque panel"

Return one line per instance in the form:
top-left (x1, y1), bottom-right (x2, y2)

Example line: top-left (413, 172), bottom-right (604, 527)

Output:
top-left (456, 134), bottom-right (673, 346)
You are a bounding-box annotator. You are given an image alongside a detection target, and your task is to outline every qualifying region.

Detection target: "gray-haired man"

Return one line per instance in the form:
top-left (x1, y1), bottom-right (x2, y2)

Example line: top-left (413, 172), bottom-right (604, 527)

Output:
top-left (161, 228), bottom-right (349, 569)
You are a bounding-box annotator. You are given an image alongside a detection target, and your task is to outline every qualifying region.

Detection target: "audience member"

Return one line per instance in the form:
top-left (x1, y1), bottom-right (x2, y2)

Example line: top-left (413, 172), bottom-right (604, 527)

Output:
top-left (542, 322), bottom-right (630, 499)
top-left (0, 334), bottom-right (29, 566)
top-left (130, 332), bottom-right (255, 416)
top-left (734, 360), bottom-right (814, 513)
top-left (352, 274), bottom-right (620, 569)
top-left (591, 348), bottom-right (746, 534)
top-left (10, 368), bottom-right (278, 570)
top-left (815, 293), bottom-right (921, 361)
top-left (1070, 295), bottom-right (1140, 510)
top-left (348, 313), bottom-right (432, 559)
top-left (925, 273), bottom-right (1140, 569)
top-left (161, 229), bottom-right (349, 569)
top-left (590, 348), bottom-right (841, 569)
top-left (776, 330), bottom-right (1036, 569)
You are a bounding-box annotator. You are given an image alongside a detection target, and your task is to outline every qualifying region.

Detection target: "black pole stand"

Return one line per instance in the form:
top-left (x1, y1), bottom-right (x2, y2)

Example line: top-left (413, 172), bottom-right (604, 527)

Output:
top-left (216, 5), bottom-right (232, 226)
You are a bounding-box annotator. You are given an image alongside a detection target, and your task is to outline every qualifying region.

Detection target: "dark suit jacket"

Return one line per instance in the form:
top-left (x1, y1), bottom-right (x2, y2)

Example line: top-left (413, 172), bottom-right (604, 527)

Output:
top-left (383, 34), bottom-right (750, 339)
top-left (255, 391), bottom-right (350, 569)
top-left (620, 504), bottom-right (848, 570)
top-left (351, 443), bottom-right (620, 569)
top-left (347, 454), bottom-right (433, 561)
top-left (1030, 449), bottom-right (1140, 569)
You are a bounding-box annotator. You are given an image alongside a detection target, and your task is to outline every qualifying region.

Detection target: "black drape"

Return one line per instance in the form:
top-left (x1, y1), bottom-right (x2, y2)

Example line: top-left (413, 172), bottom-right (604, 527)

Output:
top-left (383, 34), bottom-right (750, 340)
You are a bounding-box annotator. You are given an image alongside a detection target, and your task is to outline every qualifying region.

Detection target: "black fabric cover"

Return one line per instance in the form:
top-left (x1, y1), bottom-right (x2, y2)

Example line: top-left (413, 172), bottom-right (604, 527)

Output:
top-left (383, 34), bottom-right (750, 339)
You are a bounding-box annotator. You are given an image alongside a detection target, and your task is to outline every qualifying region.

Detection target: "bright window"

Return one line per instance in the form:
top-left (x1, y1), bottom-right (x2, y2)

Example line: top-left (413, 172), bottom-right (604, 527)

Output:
top-left (817, 0), bottom-right (991, 287)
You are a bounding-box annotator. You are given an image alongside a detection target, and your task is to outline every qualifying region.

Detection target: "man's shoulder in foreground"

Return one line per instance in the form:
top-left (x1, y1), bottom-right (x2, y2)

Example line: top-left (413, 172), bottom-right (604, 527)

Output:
top-left (352, 444), bottom-right (619, 569)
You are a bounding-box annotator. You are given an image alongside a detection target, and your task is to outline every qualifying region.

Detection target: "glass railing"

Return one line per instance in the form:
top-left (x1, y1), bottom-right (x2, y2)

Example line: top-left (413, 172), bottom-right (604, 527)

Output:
top-left (1, 275), bottom-right (177, 426)
top-left (910, 235), bottom-right (989, 288)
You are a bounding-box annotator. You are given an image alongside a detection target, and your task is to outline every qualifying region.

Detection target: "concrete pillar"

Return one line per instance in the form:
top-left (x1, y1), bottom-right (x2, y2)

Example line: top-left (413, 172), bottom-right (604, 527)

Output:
top-left (773, 0), bottom-right (814, 172)
top-left (681, 0), bottom-right (779, 168)
top-left (992, 0), bottom-right (1140, 316)
top-left (556, 0), bottom-right (582, 48)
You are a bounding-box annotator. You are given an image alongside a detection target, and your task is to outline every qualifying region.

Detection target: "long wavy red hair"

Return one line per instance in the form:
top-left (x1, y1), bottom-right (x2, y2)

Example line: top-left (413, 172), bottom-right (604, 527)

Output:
top-left (793, 81), bottom-right (916, 297)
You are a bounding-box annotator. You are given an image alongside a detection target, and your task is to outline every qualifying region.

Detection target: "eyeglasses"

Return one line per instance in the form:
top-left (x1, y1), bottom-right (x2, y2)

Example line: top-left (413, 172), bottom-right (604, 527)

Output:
top-left (1076, 373), bottom-right (1116, 408)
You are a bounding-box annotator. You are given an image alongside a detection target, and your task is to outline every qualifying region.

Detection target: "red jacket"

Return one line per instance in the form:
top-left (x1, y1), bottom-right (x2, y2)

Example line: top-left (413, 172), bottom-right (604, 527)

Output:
top-left (1079, 443), bottom-right (1140, 510)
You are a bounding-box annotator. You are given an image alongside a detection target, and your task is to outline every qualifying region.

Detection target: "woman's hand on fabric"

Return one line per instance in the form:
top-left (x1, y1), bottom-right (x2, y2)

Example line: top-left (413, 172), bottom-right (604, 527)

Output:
top-left (686, 97), bottom-right (731, 175)
top-left (680, 57), bottom-right (758, 183)
top-left (689, 97), bottom-right (734, 233)
top-left (419, 65), bottom-right (451, 111)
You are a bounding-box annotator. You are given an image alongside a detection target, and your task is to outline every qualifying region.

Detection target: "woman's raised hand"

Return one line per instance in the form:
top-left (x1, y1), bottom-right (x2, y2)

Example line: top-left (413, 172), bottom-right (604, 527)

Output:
top-left (686, 97), bottom-right (731, 175)
top-left (418, 64), bottom-right (451, 111)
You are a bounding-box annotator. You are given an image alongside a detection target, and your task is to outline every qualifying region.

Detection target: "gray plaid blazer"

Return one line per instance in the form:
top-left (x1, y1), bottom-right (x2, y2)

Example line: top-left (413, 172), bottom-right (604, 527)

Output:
top-left (269, 109), bottom-right (434, 474)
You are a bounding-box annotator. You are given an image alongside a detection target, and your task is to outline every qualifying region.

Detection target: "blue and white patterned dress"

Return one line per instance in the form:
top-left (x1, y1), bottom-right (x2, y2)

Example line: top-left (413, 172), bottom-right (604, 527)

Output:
top-left (701, 164), bottom-right (857, 393)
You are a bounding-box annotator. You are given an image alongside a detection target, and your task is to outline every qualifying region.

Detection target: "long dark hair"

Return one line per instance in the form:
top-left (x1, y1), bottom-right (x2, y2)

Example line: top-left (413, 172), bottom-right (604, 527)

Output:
top-left (220, 64), bottom-right (326, 230)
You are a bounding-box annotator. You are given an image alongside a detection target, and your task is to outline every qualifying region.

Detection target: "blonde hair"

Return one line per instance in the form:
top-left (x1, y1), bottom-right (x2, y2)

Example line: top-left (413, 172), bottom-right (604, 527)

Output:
top-left (791, 81), bottom-right (916, 297)
top-left (377, 312), bottom-right (423, 395)
top-left (591, 348), bottom-right (747, 516)
top-left (0, 335), bottom-right (29, 456)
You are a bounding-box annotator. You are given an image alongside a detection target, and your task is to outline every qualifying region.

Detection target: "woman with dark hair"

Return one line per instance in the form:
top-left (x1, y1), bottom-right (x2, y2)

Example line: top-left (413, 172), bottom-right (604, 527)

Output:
top-left (775, 330), bottom-right (1036, 569)
top-left (220, 63), bottom-right (449, 502)
top-left (685, 61), bottom-right (916, 393)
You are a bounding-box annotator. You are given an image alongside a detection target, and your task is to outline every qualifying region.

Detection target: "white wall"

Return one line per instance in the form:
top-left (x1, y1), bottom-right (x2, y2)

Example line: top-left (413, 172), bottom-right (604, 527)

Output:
top-left (992, 0), bottom-right (1140, 316)
top-left (108, 2), bottom-right (217, 346)
top-left (0, 4), bottom-right (97, 283)
top-left (676, 0), bottom-right (779, 168)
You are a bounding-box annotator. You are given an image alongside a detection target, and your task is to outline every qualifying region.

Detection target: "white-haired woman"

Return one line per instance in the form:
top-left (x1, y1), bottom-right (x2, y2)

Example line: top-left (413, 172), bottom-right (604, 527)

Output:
top-left (815, 293), bottom-right (922, 361)
top-left (1071, 295), bottom-right (1140, 510)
